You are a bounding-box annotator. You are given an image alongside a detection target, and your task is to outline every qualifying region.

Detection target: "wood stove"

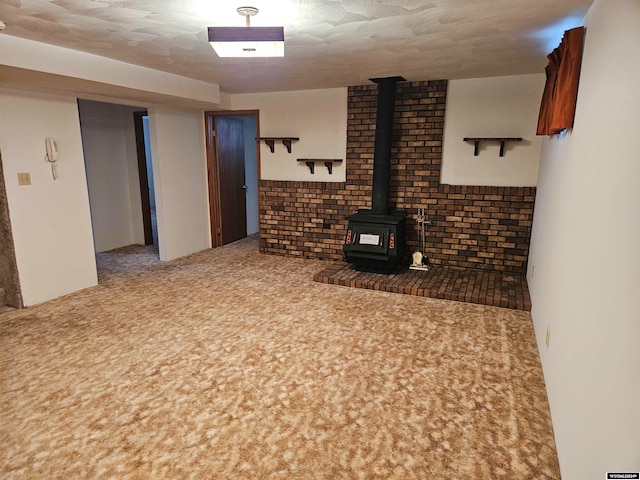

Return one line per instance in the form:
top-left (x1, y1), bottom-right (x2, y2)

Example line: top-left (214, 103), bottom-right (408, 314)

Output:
top-left (343, 76), bottom-right (407, 273)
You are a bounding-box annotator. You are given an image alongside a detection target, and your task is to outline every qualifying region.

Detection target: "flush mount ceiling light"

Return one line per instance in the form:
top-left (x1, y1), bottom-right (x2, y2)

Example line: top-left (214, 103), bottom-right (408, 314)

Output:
top-left (208, 6), bottom-right (284, 58)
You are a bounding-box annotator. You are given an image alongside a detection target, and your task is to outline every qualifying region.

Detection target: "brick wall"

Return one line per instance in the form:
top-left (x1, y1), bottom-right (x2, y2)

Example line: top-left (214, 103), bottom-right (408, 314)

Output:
top-left (258, 80), bottom-right (536, 273)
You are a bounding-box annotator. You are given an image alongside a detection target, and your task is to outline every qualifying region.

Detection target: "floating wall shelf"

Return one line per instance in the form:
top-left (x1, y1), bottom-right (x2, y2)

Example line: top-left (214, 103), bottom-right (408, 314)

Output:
top-left (463, 137), bottom-right (524, 157)
top-left (298, 158), bottom-right (343, 174)
top-left (258, 137), bottom-right (300, 153)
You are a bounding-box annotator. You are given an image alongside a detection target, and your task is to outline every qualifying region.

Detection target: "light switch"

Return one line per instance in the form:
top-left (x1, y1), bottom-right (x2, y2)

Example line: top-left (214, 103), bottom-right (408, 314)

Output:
top-left (18, 172), bottom-right (32, 186)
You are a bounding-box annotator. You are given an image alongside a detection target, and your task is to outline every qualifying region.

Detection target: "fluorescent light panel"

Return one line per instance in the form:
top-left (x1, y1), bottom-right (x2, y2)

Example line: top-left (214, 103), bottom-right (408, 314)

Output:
top-left (208, 26), bottom-right (284, 58)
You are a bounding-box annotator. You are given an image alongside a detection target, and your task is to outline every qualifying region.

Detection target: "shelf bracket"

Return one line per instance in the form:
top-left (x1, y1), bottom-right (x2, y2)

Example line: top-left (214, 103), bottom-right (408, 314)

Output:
top-left (298, 159), bottom-right (342, 175)
top-left (264, 138), bottom-right (275, 153)
top-left (324, 161), bottom-right (334, 174)
top-left (258, 137), bottom-right (300, 154)
top-left (499, 140), bottom-right (507, 157)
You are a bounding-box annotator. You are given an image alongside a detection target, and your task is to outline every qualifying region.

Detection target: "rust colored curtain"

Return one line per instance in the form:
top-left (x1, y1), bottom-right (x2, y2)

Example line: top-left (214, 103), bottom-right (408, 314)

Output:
top-left (537, 26), bottom-right (586, 135)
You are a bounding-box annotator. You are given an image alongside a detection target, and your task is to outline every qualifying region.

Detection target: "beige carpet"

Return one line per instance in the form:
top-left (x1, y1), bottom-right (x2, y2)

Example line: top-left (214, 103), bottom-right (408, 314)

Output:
top-left (0, 236), bottom-right (559, 479)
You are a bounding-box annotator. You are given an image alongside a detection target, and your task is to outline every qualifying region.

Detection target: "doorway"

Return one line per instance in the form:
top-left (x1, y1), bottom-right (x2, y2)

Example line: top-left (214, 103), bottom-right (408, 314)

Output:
top-left (78, 100), bottom-right (159, 280)
top-left (133, 112), bottom-right (158, 246)
top-left (205, 111), bottom-right (260, 247)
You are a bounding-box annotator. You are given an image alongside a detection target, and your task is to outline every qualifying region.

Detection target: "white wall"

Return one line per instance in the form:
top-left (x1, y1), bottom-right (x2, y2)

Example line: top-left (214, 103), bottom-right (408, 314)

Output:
top-left (232, 88), bottom-right (348, 182)
top-left (527, 0), bottom-right (640, 478)
top-left (147, 108), bottom-right (210, 261)
top-left (78, 100), bottom-right (145, 252)
top-left (0, 88), bottom-right (97, 306)
top-left (441, 74), bottom-right (545, 186)
top-left (0, 89), bottom-right (211, 303)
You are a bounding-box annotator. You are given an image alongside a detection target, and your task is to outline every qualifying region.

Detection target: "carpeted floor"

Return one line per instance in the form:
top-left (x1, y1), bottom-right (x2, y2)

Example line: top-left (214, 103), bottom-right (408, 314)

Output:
top-left (0, 236), bottom-right (559, 479)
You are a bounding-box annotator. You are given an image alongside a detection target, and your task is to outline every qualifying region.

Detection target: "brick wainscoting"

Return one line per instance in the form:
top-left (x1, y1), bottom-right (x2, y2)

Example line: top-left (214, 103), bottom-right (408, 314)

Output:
top-left (259, 80), bottom-right (536, 273)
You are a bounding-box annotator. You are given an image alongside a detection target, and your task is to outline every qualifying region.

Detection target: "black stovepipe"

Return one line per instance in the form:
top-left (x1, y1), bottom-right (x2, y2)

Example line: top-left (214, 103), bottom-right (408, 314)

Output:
top-left (370, 76), bottom-right (405, 215)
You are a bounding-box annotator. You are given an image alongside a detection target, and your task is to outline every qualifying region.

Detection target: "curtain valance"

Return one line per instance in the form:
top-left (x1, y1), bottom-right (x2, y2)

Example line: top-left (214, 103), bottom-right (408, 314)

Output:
top-left (537, 27), bottom-right (586, 136)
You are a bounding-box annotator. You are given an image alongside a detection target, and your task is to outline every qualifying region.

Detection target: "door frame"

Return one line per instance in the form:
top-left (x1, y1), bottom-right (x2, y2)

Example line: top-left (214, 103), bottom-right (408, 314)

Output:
top-left (204, 110), bottom-right (260, 248)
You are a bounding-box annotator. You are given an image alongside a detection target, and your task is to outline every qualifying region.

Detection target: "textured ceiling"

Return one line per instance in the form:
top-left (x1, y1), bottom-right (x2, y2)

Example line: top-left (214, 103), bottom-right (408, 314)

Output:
top-left (0, 0), bottom-right (592, 94)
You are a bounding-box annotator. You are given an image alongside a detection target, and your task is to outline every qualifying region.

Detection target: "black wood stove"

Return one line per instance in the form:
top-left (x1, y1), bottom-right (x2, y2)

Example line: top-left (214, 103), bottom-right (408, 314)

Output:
top-left (343, 76), bottom-right (407, 274)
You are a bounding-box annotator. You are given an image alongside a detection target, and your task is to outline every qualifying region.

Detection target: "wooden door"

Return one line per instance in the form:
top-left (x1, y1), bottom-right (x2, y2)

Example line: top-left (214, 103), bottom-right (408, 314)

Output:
top-left (133, 111), bottom-right (153, 245)
top-left (214, 116), bottom-right (247, 245)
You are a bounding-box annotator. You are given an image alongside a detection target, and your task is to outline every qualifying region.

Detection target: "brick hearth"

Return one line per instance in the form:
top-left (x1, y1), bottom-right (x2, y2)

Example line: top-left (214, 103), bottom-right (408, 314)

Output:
top-left (314, 263), bottom-right (531, 311)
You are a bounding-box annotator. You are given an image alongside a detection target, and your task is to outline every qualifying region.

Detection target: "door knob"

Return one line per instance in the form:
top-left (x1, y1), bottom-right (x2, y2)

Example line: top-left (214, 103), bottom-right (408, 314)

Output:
top-left (241, 184), bottom-right (248, 190)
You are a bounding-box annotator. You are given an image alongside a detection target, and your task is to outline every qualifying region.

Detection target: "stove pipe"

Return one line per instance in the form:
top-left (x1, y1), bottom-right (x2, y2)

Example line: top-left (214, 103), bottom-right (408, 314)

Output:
top-left (370, 76), bottom-right (405, 214)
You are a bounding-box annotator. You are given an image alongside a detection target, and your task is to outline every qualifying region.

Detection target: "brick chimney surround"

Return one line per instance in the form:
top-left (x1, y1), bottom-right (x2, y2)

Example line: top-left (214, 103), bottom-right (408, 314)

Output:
top-left (259, 80), bottom-right (535, 274)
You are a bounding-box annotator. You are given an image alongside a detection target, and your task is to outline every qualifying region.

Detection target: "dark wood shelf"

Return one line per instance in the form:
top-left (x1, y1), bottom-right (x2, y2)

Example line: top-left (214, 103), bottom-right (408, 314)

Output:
top-left (463, 137), bottom-right (523, 156)
top-left (258, 137), bottom-right (300, 153)
top-left (298, 158), bottom-right (343, 174)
